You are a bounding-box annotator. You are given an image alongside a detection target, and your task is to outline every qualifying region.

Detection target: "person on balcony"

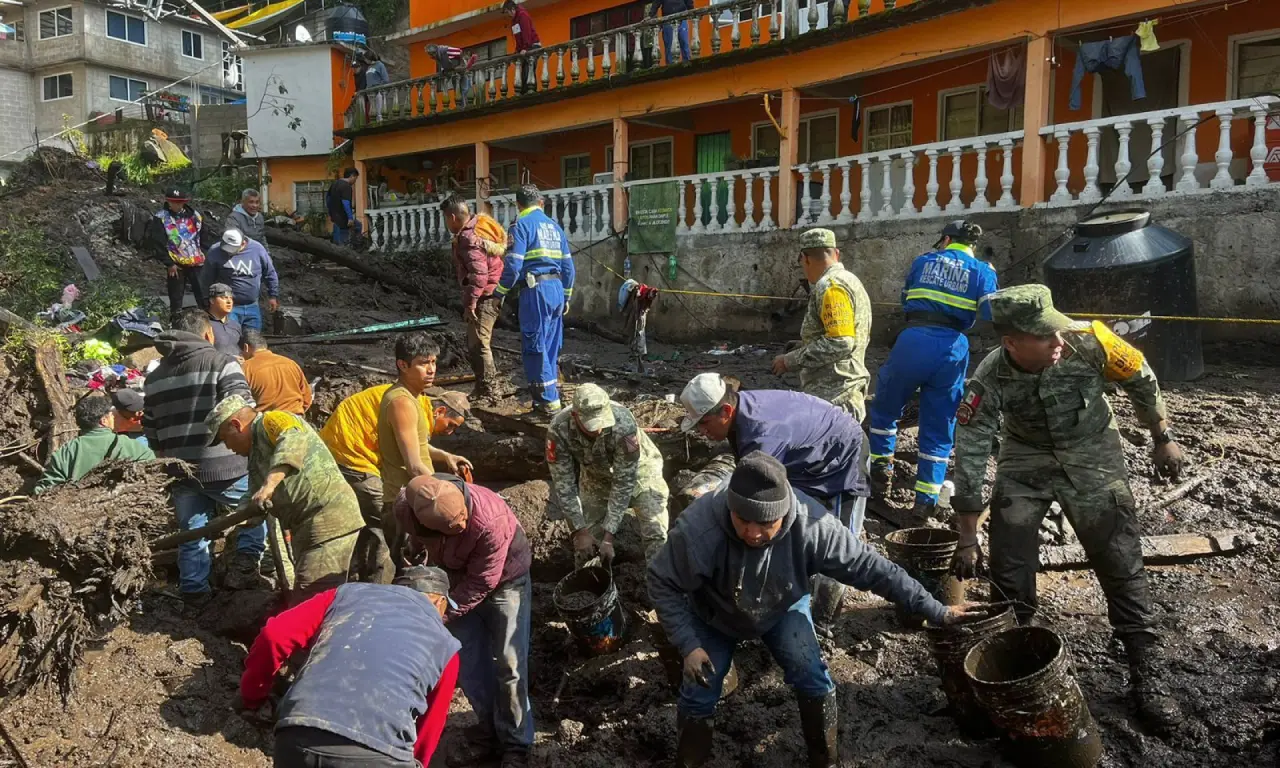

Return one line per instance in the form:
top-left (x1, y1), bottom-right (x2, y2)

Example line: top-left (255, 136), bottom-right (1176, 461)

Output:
top-left (426, 44), bottom-right (478, 109)
top-left (868, 220), bottom-right (998, 522)
top-left (327, 168), bottom-right (361, 246)
top-left (649, 0), bottom-right (693, 65)
top-left (495, 185), bottom-right (574, 416)
top-left (362, 51), bottom-right (390, 122)
top-left (502, 0), bottom-right (541, 94)
top-left (443, 195), bottom-right (508, 403)
top-left (770, 228), bottom-right (872, 420)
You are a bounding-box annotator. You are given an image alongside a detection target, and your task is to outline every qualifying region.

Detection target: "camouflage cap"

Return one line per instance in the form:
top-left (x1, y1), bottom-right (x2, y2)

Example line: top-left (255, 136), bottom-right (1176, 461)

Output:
top-left (798, 228), bottom-right (837, 251)
top-left (204, 393), bottom-right (255, 445)
top-left (572, 383), bottom-right (615, 432)
top-left (982, 284), bottom-right (1075, 336)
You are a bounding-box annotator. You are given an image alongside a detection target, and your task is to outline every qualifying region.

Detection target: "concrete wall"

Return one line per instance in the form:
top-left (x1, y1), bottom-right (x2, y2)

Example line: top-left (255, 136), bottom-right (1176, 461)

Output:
top-left (567, 189), bottom-right (1280, 344)
top-left (0, 67), bottom-right (34, 160)
top-left (192, 102), bottom-right (247, 168)
top-left (243, 46), bottom-right (335, 159)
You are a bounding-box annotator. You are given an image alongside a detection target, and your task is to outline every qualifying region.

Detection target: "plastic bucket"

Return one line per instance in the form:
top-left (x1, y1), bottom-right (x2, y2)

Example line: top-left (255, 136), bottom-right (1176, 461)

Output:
top-left (924, 605), bottom-right (1017, 736)
top-left (553, 565), bottom-right (628, 655)
top-left (883, 527), bottom-right (964, 626)
top-left (963, 626), bottom-right (1103, 767)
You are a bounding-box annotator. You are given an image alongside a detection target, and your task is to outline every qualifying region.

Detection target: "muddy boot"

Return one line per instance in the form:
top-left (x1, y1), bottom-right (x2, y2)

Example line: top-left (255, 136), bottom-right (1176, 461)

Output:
top-left (909, 500), bottom-right (936, 525)
top-left (796, 691), bottom-right (838, 768)
top-left (675, 712), bottom-right (714, 768)
top-left (869, 458), bottom-right (894, 498)
top-left (448, 725), bottom-right (499, 767)
top-left (223, 552), bottom-right (269, 590)
top-left (1125, 640), bottom-right (1182, 736)
top-left (810, 575), bottom-right (846, 640)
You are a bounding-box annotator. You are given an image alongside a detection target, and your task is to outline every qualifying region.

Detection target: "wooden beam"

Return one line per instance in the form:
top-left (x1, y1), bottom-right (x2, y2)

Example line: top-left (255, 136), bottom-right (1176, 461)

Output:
top-left (1019, 34), bottom-right (1053, 206)
top-left (1041, 530), bottom-right (1257, 570)
top-left (612, 117), bottom-right (628, 232)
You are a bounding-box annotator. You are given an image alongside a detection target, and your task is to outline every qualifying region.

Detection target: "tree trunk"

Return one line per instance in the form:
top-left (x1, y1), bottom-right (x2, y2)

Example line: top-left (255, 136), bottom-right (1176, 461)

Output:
top-left (31, 337), bottom-right (77, 452)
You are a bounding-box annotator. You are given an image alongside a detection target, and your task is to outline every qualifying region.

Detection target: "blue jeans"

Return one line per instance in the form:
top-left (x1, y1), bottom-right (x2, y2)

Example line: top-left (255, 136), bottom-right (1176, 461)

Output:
top-left (231, 303), bottom-right (262, 330)
top-left (662, 21), bottom-right (691, 64)
top-left (331, 220), bottom-right (363, 245)
top-left (170, 476), bottom-right (266, 594)
top-left (827, 492), bottom-right (867, 537)
top-left (678, 594), bottom-right (834, 718)
top-left (449, 574), bottom-right (534, 751)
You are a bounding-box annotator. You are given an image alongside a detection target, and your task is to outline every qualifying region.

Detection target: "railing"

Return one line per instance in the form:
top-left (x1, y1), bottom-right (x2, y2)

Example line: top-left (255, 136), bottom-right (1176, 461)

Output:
top-left (797, 131), bottom-right (1024, 224)
top-left (345, 0), bottom-right (878, 130)
top-left (366, 185), bottom-right (613, 251)
top-left (1039, 96), bottom-right (1279, 206)
top-left (634, 168), bottom-right (780, 234)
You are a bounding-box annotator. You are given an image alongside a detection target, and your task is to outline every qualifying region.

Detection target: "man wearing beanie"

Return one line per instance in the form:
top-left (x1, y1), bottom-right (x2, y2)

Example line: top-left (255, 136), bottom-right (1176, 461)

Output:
top-left (648, 451), bottom-right (980, 767)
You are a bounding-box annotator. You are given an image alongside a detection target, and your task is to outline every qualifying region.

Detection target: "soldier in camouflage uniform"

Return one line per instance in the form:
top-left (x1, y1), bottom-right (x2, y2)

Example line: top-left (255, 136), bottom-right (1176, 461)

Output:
top-left (208, 395), bottom-right (366, 605)
top-left (949, 284), bottom-right (1186, 732)
top-left (546, 383), bottom-right (669, 565)
top-left (771, 228), bottom-right (873, 420)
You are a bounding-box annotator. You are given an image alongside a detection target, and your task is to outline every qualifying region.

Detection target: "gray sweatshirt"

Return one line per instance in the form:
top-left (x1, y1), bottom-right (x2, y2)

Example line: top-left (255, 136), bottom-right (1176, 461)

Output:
top-left (648, 487), bottom-right (949, 657)
top-left (227, 204), bottom-right (265, 243)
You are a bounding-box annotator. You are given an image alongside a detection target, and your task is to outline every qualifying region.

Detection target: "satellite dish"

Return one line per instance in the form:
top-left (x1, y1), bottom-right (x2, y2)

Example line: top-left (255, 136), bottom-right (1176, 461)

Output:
top-left (294, 24), bottom-right (312, 42)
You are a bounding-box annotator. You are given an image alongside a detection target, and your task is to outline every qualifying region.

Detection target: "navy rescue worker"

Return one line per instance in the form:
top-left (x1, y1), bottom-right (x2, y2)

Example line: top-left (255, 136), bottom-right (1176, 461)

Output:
top-left (649, 452), bottom-right (983, 767)
top-left (35, 393), bottom-right (155, 494)
top-left (677, 372), bottom-right (869, 637)
top-left (950, 284), bottom-right (1187, 733)
top-left (771, 228), bottom-right (873, 420)
top-left (495, 184), bottom-right (575, 416)
top-left (327, 168), bottom-right (361, 246)
top-left (150, 185), bottom-right (211, 323)
top-left (237, 566), bottom-right (461, 767)
top-left (868, 220), bottom-right (999, 519)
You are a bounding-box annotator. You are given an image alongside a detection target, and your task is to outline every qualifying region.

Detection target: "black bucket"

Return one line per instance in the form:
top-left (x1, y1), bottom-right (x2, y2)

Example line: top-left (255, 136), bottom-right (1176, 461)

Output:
top-left (925, 605), bottom-right (1017, 736)
top-left (963, 627), bottom-right (1103, 767)
top-left (884, 527), bottom-right (965, 626)
top-left (553, 565), bottom-right (628, 655)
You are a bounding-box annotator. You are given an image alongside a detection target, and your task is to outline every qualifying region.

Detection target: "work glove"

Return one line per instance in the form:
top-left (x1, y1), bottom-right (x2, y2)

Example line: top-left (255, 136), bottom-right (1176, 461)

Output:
top-left (1152, 441), bottom-right (1185, 481)
top-left (951, 539), bottom-right (983, 580)
top-left (682, 648), bottom-right (716, 689)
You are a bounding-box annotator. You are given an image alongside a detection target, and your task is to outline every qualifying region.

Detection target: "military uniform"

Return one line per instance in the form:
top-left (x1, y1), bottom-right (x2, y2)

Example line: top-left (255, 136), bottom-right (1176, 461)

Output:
top-left (208, 396), bottom-right (365, 603)
top-left (546, 385), bottom-right (669, 562)
top-left (952, 286), bottom-right (1166, 642)
top-left (782, 228), bottom-right (873, 420)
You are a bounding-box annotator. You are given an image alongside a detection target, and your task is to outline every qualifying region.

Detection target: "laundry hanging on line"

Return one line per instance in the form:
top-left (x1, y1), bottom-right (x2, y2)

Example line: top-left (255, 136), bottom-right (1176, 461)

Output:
top-left (1069, 35), bottom-right (1146, 111)
top-left (1136, 20), bottom-right (1160, 53)
top-left (986, 48), bottom-right (1026, 111)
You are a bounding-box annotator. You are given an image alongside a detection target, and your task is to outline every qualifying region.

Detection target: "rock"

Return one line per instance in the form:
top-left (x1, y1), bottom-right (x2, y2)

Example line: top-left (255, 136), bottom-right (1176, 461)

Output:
top-left (557, 719), bottom-right (585, 743)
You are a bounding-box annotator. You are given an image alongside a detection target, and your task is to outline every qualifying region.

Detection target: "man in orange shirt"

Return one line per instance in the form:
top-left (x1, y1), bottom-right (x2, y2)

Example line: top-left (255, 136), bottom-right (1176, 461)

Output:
top-left (240, 330), bottom-right (313, 416)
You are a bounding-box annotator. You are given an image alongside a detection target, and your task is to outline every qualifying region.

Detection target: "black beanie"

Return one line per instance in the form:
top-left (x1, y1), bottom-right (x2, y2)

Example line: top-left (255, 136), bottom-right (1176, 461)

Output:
top-left (727, 451), bottom-right (791, 523)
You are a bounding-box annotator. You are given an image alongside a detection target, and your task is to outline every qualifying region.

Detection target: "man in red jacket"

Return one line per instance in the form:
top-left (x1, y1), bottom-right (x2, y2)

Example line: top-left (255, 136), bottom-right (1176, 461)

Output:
top-left (238, 566), bottom-right (460, 767)
top-left (503, 0), bottom-right (541, 94)
top-left (443, 194), bottom-right (508, 403)
top-left (394, 473), bottom-right (533, 768)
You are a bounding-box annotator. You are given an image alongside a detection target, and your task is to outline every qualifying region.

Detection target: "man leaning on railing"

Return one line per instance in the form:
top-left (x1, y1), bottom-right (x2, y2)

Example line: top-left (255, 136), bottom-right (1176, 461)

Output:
top-left (504, 0), bottom-right (542, 95)
top-left (426, 44), bottom-right (478, 109)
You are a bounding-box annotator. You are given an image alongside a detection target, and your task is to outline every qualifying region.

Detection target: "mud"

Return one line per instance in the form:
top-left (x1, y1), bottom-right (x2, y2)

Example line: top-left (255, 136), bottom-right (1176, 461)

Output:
top-left (558, 591), bottom-right (600, 612)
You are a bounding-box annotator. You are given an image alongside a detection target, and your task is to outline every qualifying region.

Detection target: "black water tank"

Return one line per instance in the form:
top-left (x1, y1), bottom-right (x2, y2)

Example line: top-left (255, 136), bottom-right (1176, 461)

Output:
top-left (327, 4), bottom-right (367, 45)
top-left (1045, 210), bottom-right (1202, 382)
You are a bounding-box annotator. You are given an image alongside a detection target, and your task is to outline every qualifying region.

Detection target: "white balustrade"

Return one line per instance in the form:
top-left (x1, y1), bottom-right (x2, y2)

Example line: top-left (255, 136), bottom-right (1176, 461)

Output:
top-left (540, 184), bottom-right (613, 241)
top-left (1038, 96), bottom-right (1280, 206)
top-left (638, 169), bottom-right (779, 234)
top-left (366, 202), bottom-right (451, 252)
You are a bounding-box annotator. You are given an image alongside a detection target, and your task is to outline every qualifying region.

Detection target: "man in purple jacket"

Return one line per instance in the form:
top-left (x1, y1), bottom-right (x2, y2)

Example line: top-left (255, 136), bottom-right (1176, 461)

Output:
top-left (394, 473), bottom-right (533, 768)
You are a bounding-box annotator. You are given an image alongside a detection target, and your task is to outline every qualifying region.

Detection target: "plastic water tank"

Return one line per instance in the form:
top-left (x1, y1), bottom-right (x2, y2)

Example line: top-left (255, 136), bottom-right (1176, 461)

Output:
top-left (1045, 210), bottom-right (1202, 382)
top-left (327, 4), bottom-right (367, 45)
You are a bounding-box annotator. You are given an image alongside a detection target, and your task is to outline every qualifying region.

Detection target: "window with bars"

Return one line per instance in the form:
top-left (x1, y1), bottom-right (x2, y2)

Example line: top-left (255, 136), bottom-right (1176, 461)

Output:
top-left (42, 73), bottom-right (73, 100)
top-left (467, 161), bottom-right (521, 193)
top-left (294, 181), bottom-right (329, 215)
top-left (106, 11), bottom-right (145, 45)
top-left (606, 139), bottom-right (673, 181)
top-left (38, 7), bottom-right (72, 39)
top-left (752, 112), bottom-right (838, 164)
top-left (866, 104), bottom-right (913, 153)
top-left (222, 40), bottom-right (244, 91)
top-left (569, 1), bottom-right (646, 56)
top-left (1236, 37), bottom-right (1280, 98)
top-left (182, 29), bottom-right (203, 59)
top-left (562, 154), bottom-right (593, 187)
top-left (941, 86), bottom-right (1022, 141)
top-left (109, 75), bottom-right (147, 102)
top-left (464, 38), bottom-right (507, 63)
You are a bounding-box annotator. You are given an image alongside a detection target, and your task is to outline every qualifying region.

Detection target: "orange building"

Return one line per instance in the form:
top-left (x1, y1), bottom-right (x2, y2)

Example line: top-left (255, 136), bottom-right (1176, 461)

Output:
top-left (307, 0), bottom-right (1280, 251)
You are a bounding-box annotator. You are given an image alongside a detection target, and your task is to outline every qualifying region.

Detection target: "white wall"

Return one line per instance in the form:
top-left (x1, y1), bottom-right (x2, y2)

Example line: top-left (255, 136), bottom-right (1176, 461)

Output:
top-left (243, 46), bottom-right (333, 158)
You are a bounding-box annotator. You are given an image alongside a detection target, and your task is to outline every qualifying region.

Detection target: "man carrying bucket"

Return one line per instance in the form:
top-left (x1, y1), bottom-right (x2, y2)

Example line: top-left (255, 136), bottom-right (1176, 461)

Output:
top-left (546, 383), bottom-right (669, 566)
top-left (392, 473), bottom-right (534, 768)
top-left (949, 284), bottom-right (1186, 734)
top-left (649, 452), bottom-right (982, 767)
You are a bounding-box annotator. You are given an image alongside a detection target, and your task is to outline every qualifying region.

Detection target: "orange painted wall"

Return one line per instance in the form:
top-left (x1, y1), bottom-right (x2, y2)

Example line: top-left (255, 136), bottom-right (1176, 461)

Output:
top-left (264, 156), bottom-right (334, 217)
top-left (331, 47), bottom-right (360, 135)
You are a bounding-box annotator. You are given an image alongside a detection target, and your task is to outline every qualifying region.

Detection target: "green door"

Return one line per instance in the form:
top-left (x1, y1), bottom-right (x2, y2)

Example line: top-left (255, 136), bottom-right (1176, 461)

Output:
top-left (695, 132), bottom-right (731, 228)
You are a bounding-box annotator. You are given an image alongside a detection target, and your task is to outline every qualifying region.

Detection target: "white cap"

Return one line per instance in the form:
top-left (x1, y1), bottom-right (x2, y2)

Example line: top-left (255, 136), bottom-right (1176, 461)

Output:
top-left (221, 228), bottom-right (246, 252)
top-left (679, 373), bottom-right (728, 433)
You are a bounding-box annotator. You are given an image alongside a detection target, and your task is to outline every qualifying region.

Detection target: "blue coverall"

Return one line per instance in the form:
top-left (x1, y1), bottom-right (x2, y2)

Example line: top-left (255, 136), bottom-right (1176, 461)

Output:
top-left (496, 205), bottom-right (575, 410)
top-left (868, 243), bottom-right (998, 504)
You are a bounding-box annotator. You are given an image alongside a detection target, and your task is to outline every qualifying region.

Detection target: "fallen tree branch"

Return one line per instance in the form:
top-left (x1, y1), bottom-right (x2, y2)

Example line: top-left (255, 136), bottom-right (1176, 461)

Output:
top-left (147, 506), bottom-right (262, 551)
top-left (263, 228), bottom-right (446, 309)
top-left (1143, 474), bottom-right (1209, 513)
top-left (30, 337), bottom-right (77, 451)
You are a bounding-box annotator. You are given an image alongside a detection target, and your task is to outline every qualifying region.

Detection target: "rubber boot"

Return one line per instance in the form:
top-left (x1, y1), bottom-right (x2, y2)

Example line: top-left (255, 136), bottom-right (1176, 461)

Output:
top-left (675, 712), bottom-right (714, 768)
top-left (1125, 639), bottom-right (1182, 736)
top-left (810, 575), bottom-right (847, 639)
top-left (870, 458), bottom-right (894, 498)
top-left (796, 691), bottom-right (838, 768)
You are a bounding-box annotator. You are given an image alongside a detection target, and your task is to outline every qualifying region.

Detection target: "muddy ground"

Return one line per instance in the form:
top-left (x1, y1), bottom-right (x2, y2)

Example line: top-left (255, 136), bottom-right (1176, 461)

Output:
top-left (1, 159), bottom-right (1278, 767)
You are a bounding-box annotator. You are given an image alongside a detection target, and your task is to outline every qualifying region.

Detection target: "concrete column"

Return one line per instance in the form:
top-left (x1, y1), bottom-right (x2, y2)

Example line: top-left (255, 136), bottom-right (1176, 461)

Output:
top-left (1019, 35), bottom-right (1053, 206)
top-left (475, 141), bottom-right (491, 214)
top-left (612, 116), bottom-right (628, 232)
top-left (777, 88), bottom-right (801, 229)
top-left (354, 158), bottom-right (368, 228)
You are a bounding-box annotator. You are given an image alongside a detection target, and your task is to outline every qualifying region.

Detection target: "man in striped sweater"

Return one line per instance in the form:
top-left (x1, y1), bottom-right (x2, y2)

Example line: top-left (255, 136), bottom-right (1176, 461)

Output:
top-left (144, 309), bottom-right (268, 606)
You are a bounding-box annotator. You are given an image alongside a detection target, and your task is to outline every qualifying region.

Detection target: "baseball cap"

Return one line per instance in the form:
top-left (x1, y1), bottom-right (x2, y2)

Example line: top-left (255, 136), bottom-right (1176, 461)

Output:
top-left (164, 186), bottom-right (190, 202)
top-left (111, 388), bottom-right (144, 413)
top-left (208, 283), bottom-right (234, 299)
top-left (406, 474), bottom-right (467, 531)
top-left (221, 228), bottom-right (247, 252)
top-left (982, 284), bottom-right (1075, 336)
top-left (572, 383), bottom-right (615, 432)
top-left (431, 390), bottom-right (472, 418)
top-left (798, 227), bottom-right (836, 251)
top-left (679, 373), bottom-right (728, 432)
top-left (204, 393), bottom-right (254, 445)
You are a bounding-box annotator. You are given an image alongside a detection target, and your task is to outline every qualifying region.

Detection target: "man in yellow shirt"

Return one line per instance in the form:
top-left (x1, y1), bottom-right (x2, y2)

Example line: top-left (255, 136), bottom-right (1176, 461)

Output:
top-left (321, 382), bottom-right (471, 583)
